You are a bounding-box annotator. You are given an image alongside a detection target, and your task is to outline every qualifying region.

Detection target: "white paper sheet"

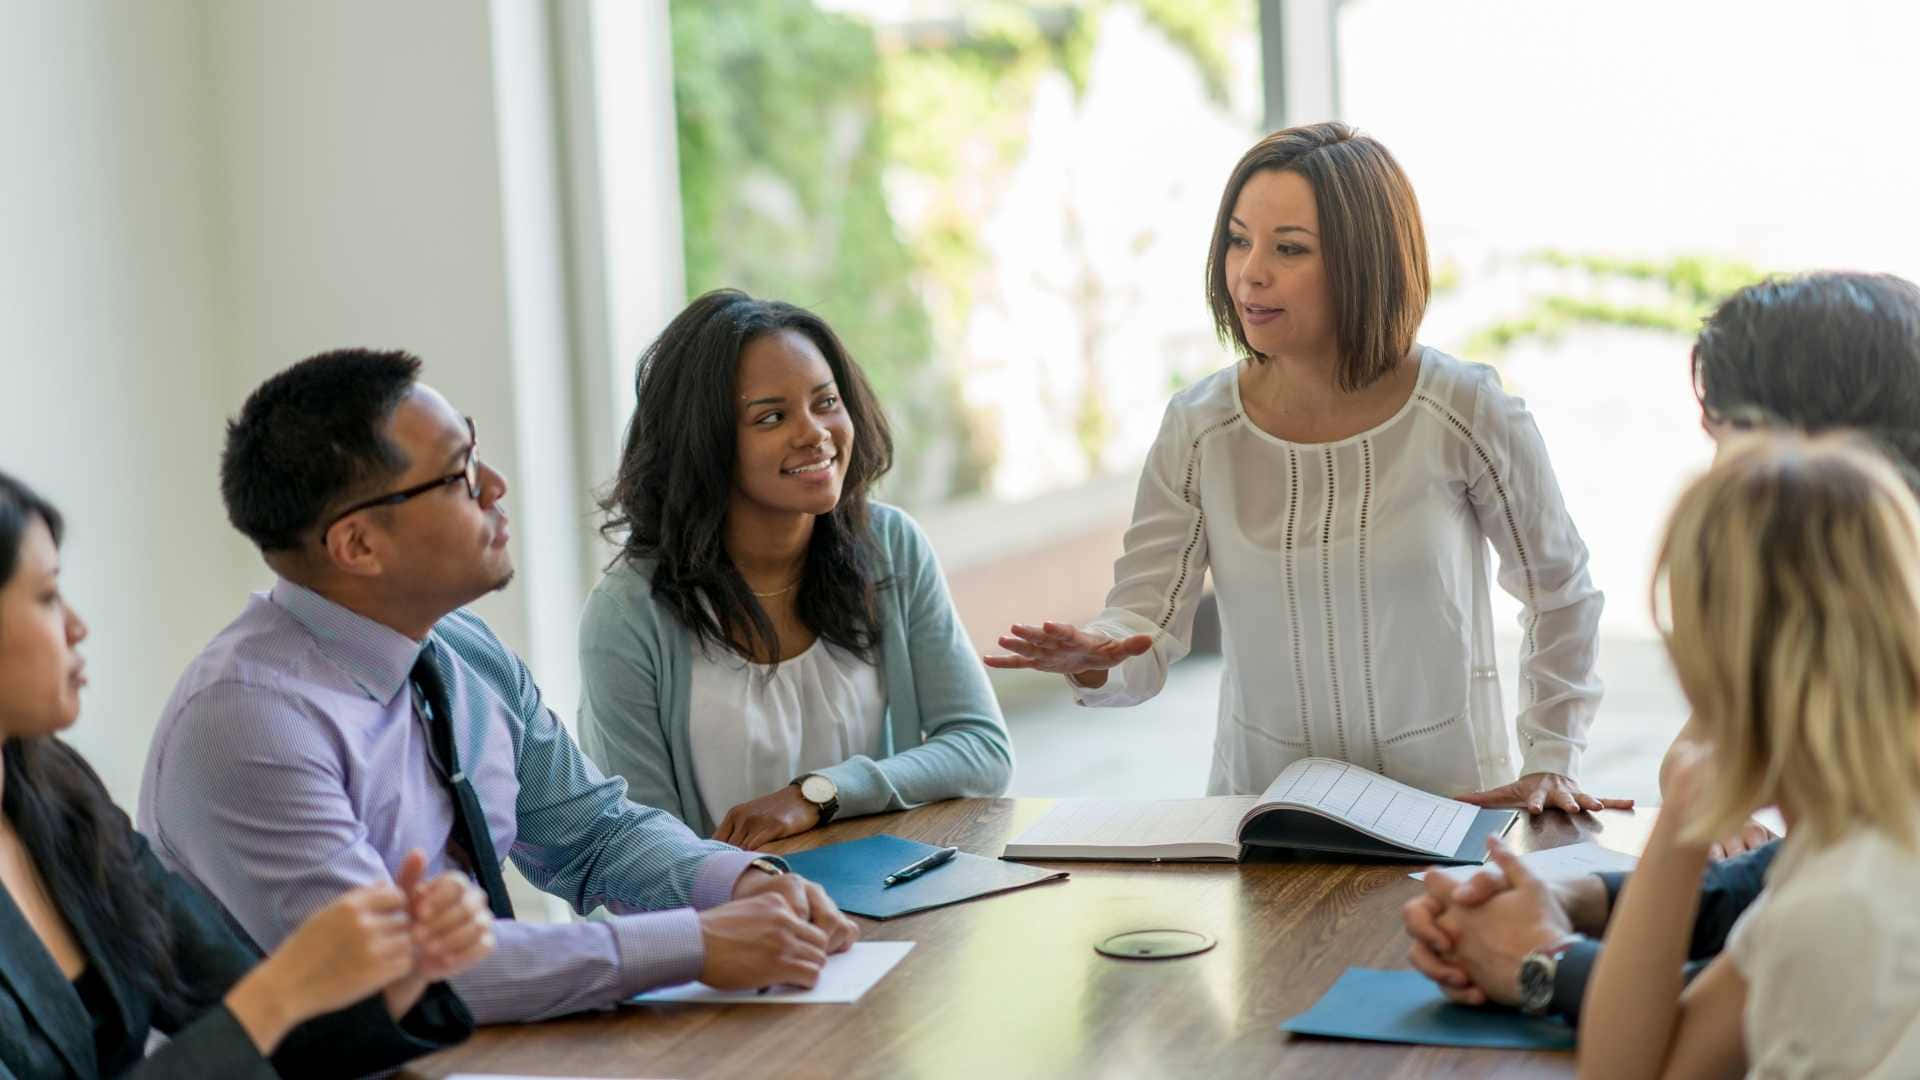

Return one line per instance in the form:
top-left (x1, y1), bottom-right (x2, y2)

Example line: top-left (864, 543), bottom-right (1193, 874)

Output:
top-left (1006, 796), bottom-right (1254, 852)
top-left (629, 941), bottom-right (914, 1005)
top-left (1265, 759), bottom-right (1477, 857)
top-left (1409, 840), bottom-right (1640, 883)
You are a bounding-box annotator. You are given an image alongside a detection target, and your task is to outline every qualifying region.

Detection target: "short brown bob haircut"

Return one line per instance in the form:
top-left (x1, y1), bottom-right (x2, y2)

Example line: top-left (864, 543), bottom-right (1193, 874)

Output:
top-left (1206, 122), bottom-right (1430, 392)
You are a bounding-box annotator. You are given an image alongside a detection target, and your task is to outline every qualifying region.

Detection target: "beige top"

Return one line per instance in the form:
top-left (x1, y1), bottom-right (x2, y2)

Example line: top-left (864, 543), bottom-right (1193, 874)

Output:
top-left (1727, 819), bottom-right (1920, 1077)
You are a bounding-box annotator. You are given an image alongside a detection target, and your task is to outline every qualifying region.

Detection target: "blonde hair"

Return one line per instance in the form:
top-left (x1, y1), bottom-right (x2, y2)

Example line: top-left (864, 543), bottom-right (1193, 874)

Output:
top-left (1655, 433), bottom-right (1920, 849)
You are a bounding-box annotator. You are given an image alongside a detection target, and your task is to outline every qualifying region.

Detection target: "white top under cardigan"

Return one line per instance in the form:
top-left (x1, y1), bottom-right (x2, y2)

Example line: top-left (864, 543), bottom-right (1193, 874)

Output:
top-left (1074, 347), bottom-right (1602, 797)
top-left (687, 638), bottom-right (888, 825)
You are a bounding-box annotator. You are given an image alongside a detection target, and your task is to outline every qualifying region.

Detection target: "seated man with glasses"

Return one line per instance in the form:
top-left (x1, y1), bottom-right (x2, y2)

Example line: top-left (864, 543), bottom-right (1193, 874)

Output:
top-left (139, 349), bottom-right (857, 1024)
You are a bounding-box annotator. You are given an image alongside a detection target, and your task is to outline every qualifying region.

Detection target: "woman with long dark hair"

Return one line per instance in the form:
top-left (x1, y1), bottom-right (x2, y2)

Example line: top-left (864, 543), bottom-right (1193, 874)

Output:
top-left (0, 471), bottom-right (493, 1079)
top-left (577, 290), bottom-right (1012, 846)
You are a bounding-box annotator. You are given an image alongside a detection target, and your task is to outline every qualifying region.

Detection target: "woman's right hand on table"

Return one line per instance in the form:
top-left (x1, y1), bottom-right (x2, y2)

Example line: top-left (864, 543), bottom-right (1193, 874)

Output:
top-left (983, 621), bottom-right (1153, 688)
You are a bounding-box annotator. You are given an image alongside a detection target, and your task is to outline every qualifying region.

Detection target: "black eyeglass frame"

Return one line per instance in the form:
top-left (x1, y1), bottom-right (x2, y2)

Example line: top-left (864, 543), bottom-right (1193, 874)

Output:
top-left (322, 416), bottom-right (480, 538)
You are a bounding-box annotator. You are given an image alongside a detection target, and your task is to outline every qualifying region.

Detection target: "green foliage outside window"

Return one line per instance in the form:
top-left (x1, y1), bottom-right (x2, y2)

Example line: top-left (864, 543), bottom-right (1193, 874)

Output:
top-left (670, 0), bottom-right (1247, 503)
top-left (672, 0), bottom-right (939, 492)
top-left (1461, 250), bottom-right (1769, 360)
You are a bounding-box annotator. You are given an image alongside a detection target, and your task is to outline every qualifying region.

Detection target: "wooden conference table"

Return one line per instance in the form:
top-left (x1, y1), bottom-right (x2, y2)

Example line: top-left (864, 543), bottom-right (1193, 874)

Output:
top-left (406, 799), bottom-right (1652, 1080)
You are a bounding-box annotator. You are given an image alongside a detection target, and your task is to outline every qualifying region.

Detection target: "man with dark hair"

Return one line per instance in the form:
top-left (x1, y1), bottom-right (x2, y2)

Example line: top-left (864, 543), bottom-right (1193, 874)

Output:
top-left (139, 349), bottom-right (858, 1024)
top-left (1400, 270), bottom-right (1920, 1025)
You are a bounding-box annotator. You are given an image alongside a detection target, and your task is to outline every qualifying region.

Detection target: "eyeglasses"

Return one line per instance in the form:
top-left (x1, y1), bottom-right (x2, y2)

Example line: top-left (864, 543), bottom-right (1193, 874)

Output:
top-left (323, 416), bottom-right (481, 538)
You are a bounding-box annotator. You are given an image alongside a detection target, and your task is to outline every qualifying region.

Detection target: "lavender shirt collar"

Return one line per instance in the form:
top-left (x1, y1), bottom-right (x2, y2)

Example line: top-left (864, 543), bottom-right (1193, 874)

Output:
top-left (268, 578), bottom-right (426, 704)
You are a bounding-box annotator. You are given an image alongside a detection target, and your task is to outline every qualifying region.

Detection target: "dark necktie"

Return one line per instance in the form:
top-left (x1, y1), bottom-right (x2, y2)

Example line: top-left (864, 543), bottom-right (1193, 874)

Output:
top-left (411, 644), bottom-right (515, 919)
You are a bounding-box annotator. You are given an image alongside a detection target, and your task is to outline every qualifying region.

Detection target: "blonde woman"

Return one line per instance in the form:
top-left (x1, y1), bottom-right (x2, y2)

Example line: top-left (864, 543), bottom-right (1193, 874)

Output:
top-left (1580, 434), bottom-right (1920, 1078)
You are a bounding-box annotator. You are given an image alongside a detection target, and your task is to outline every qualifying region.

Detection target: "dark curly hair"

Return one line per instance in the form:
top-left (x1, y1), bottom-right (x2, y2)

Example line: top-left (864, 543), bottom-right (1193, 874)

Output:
top-left (599, 290), bottom-right (895, 667)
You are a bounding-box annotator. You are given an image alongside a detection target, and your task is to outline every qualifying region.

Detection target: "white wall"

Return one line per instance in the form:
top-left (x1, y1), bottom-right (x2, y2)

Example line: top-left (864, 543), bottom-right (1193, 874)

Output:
top-left (0, 0), bottom-right (255, 803)
top-left (204, 0), bottom-right (542, 651)
top-left (0, 0), bottom-right (675, 809)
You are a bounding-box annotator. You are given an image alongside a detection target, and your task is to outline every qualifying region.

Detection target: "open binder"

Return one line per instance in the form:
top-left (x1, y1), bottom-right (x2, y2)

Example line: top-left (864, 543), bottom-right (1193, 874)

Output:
top-left (1003, 758), bottom-right (1518, 865)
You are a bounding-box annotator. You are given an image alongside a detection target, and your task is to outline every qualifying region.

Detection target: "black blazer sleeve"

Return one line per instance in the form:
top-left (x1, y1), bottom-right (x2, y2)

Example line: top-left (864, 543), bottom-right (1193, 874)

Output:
top-left (128, 832), bottom-right (473, 1080)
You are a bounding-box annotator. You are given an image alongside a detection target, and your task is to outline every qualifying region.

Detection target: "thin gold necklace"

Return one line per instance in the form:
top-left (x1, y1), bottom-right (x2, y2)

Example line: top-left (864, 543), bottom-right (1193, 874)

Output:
top-left (750, 578), bottom-right (801, 598)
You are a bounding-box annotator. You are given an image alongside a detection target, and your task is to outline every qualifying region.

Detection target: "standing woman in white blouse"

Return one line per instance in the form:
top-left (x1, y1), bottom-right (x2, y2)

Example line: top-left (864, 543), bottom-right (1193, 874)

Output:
top-left (989, 122), bottom-right (1625, 812)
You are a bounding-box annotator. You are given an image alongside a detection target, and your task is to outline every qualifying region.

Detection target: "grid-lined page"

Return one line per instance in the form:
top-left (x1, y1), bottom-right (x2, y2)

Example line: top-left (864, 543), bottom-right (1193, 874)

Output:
top-left (1263, 759), bottom-right (1476, 857)
top-left (1005, 797), bottom-right (1256, 854)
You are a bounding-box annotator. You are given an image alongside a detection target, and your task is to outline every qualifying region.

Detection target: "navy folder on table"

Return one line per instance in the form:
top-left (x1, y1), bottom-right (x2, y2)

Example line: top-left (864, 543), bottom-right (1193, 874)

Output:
top-left (780, 834), bottom-right (1068, 919)
top-left (1282, 968), bottom-right (1575, 1051)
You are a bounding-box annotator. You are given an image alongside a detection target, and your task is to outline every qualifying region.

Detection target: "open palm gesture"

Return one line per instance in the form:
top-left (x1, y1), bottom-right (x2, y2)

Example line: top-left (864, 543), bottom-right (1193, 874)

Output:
top-left (983, 621), bottom-right (1154, 679)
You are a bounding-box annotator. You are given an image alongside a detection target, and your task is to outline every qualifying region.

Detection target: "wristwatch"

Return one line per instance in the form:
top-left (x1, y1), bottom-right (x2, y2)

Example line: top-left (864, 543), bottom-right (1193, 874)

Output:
top-left (792, 773), bottom-right (840, 827)
top-left (747, 856), bottom-right (786, 877)
top-left (1516, 935), bottom-right (1581, 1015)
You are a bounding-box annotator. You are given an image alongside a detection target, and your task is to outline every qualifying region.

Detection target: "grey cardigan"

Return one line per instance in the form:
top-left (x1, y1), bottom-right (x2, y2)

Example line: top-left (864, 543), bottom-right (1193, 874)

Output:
top-left (576, 503), bottom-right (1014, 836)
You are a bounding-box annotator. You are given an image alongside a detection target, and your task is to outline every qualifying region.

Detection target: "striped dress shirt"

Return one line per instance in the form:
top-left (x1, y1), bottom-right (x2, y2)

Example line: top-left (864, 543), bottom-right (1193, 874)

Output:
top-left (137, 579), bottom-right (755, 1023)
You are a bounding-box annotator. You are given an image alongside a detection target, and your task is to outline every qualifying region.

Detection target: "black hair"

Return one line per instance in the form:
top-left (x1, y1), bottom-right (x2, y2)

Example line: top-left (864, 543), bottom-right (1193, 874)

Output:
top-left (0, 470), bottom-right (61, 585)
top-left (220, 348), bottom-right (424, 551)
top-left (1695, 272), bottom-right (1920, 487)
top-left (600, 289), bottom-right (895, 667)
top-left (0, 470), bottom-right (190, 1015)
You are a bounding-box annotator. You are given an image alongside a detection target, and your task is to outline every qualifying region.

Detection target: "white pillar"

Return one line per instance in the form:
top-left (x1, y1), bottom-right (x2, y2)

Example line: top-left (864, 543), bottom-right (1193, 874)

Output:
top-left (555, 0), bottom-right (688, 578)
top-left (1261, 0), bottom-right (1343, 130)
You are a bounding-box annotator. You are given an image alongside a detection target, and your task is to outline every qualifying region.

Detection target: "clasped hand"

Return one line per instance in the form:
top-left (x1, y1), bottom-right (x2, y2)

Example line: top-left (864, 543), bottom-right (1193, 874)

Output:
top-left (1401, 837), bottom-right (1578, 1007)
top-left (286, 849), bottom-right (495, 1016)
top-left (227, 849), bottom-right (495, 1052)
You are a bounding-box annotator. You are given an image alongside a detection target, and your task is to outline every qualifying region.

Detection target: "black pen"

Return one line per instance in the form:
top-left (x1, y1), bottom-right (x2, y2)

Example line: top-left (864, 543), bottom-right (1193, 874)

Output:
top-left (881, 845), bottom-right (959, 888)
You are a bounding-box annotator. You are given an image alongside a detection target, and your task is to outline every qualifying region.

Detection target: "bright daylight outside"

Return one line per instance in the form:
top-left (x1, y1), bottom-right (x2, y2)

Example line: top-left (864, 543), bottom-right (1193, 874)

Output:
top-left (663, 0), bottom-right (1920, 802)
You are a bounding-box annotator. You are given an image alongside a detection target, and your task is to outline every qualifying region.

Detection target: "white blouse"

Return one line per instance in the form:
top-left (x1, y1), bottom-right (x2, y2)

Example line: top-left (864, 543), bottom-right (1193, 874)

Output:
top-left (689, 638), bottom-right (888, 824)
top-left (1075, 347), bottom-right (1602, 797)
top-left (1727, 821), bottom-right (1920, 1077)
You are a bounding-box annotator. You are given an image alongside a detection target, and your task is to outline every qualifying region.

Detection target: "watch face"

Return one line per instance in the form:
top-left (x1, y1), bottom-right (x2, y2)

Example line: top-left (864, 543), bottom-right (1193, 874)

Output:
top-left (1517, 955), bottom-right (1554, 1010)
top-left (800, 774), bottom-right (837, 804)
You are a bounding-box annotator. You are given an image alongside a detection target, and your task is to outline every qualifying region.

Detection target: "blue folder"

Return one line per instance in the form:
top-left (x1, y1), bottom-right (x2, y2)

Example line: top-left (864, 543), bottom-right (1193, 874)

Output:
top-left (1281, 968), bottom-right (1575, 1051)
top-left (781, 834), bottom-right (1068, 919)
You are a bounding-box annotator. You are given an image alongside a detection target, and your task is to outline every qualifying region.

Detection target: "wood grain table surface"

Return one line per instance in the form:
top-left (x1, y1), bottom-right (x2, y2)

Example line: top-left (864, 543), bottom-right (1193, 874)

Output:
top-left (404, 798), bottom-right (1653, 1080)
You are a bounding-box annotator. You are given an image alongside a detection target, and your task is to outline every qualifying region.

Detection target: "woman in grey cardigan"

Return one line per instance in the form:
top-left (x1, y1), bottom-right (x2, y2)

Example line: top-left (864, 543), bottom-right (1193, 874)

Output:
top-left (578, 290), bottom-right (1013, 847)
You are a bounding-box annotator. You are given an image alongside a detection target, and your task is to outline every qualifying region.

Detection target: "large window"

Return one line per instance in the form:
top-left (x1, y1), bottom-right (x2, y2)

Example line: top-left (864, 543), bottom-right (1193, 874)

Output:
top-left (1334, 0), bottom-right (1920, 800)
top-left (661, 0), bottom-right (1920, 800)
top-left (668, 0), bottom-right (1262, 508)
